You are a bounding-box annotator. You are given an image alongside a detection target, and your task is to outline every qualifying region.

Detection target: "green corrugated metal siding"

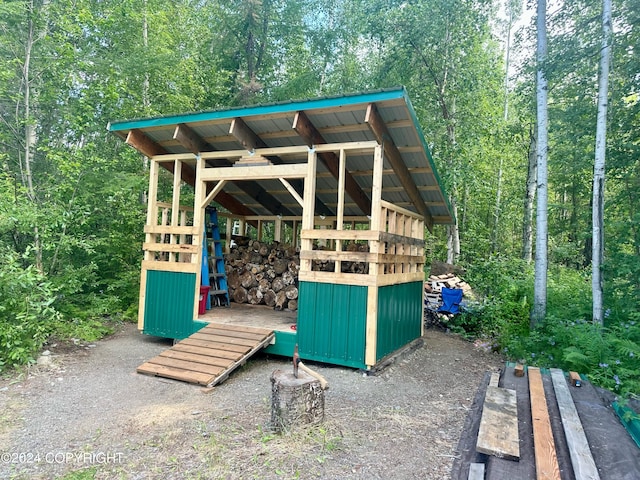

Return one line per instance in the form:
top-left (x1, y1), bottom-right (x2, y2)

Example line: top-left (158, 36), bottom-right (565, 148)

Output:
top-left (376, 281), bottom-right (423, 361)
top-left (144, 270), bottom-right (198, 339)
top-left (298, 281), bottom-right (368, 369)
top-left (263, 330), bottom-right (297, 357)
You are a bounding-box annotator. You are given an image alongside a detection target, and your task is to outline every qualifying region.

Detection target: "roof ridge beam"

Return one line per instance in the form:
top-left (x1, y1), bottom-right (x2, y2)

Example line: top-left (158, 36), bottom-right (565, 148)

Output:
top-left (292, 111), bottom-right (372, 216)
top-left (365, 103), bottom-right (433, 230)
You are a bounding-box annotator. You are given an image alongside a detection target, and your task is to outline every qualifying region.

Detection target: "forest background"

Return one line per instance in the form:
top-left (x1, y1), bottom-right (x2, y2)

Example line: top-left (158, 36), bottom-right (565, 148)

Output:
top-left (0, 0), bottom-right (638, 397)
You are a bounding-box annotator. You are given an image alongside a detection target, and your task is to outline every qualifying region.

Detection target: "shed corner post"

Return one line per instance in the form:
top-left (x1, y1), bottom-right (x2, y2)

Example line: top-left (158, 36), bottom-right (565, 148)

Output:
top-left (191, 153), bottom-right (206, 320)
top-left (365, 143), bottom-right (384, 367)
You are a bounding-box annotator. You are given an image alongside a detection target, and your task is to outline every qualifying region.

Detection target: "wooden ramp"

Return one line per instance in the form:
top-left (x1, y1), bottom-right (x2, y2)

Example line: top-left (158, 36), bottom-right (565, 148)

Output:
top-left (137, 323), bottom-right (274, 387)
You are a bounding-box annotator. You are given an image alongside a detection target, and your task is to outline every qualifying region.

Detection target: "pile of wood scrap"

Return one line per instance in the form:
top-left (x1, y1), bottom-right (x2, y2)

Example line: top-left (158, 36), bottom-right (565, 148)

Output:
top-left (225, 240), bottom-right (299, 311)
top-left (424, 272), bottom-right (472, 313)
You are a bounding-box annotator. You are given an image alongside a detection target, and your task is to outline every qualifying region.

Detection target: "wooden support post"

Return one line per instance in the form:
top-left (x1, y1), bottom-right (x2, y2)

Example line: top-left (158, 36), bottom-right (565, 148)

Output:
top-left (300, 149), bottom-right (317, 273)
top-left (169, 159), bottom-right (183, 262)
top-left (364, 145), bottom-right (383, 368)
top-left (335, 149), bottom-right (346, 274)
top-left (514, 364), bottom-right (525, 377)
top-left (138, 159), bottom-right (160, 329)
top-left (270, 369), bottom-right (325, 433)
top-left (192, 154), bottom-right (206, 319)
top-left (529, 367), bottom-right (561, 480)
top-left (225, 216), bottom-right (232, 253)
top-left (274, 217), bottom-right (283, 243)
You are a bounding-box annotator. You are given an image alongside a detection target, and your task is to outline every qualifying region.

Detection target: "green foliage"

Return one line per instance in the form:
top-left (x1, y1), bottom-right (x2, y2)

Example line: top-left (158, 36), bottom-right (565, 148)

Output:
top-left (504, 316), bottom-right (640, 397)
top-left (0, 250), bottom-right (60, 370)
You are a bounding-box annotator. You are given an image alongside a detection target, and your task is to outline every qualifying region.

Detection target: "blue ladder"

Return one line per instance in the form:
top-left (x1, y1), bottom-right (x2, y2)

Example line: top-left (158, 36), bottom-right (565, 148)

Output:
top-left (202, 207), bottom-right (230, 307)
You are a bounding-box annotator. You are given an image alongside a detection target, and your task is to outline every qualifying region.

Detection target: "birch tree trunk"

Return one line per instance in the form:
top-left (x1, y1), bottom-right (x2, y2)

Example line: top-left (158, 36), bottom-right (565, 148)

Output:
top-left (22, 0), bottom-right (45, 273)
top-left (532, 0), bottom-right (548, 329)
top-left (592, 0), bottom-right (612, 326)
top-left (522, 126), bottom-right (537, 263)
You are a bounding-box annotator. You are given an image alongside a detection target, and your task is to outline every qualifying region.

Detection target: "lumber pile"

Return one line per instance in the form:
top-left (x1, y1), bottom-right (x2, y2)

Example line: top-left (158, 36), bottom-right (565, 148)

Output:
top-left (463, 367), bottom-right (601, 480)
top-left (225, 240), bottom-right (300, 311)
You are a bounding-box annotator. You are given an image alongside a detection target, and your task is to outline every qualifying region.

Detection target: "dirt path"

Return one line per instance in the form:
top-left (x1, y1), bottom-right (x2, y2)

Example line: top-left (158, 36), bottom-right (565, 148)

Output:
top-left (0, 323), bottom-right (502, 480)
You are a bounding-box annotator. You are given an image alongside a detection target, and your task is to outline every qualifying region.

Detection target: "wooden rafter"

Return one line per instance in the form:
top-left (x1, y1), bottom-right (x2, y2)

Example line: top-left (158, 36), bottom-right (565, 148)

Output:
top-left (125, 128), bottom-right (256, 217)
top-left (172, 124), bottom-right (294, 217)
top-left (229, 117), bottom-right (333, 216)
top-left (365, 103), bottom-right (433, 230)
top-left (292, 111), bottom-right (372, 215)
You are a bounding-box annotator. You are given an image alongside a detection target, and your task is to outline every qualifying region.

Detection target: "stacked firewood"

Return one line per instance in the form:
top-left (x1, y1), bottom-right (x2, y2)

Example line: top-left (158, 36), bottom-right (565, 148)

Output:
top-left (312, 242), bottom-right (369, 274)
top-left (424, 272), bottom-right (473, 310)
top-left (225, 239), bottom-right (300, 311)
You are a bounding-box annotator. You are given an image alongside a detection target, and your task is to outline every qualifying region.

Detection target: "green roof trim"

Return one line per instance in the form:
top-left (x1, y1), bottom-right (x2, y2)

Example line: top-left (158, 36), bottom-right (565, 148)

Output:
top-left (107, 87), bottom-right (407, 132)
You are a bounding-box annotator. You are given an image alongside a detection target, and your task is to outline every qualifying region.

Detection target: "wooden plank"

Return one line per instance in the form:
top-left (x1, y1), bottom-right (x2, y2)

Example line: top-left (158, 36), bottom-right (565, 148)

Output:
top-left (141, 260), bottom-right (198, 273)
top-left (170, 343), bottom-right (240, 360)
top-left (144, 356), bottom-right (225, 376)
top-left (489, 372), bottom-right (500, 387)
top-left (197, 326), bottom-right (272, 342)
top-left (158, 349), bottom-right (235, 368)
top-left (528, 367), bottom-right (561, 480)
top-left (569, 371), bottom-right (582, 387)
top-left (178, 338), bottom-right (248, 354)
top-left (300, 228), bottom-right (377, 242)
top-left (476, 386), bottom-right (520, 460)
top-left (187, 332), bottom-right (257, 347)
top-left (142, 242), bottom-right (198, 254)
top-left (203, 323), bottom-right (273, 336)
top-left (550, 368), bottom-right (601, 480)
top-left (136, 362), bottom-right (213, 385)
top-left (468, 463), bottom-right (485, 480)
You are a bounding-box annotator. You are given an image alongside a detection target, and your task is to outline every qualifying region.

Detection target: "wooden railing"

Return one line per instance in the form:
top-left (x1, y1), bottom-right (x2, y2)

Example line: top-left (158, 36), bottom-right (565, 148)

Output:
top-left (143, 202), bottom-right (198, 266)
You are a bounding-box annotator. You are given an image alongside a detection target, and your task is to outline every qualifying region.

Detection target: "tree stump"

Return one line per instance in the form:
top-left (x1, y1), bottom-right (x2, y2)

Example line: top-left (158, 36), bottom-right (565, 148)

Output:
top-left (270, 369), bottom-right (325, 433)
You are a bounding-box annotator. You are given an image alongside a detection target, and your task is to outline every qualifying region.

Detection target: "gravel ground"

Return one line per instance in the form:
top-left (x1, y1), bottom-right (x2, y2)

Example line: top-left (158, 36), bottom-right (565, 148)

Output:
top-left (0, 322), bottom-right (502, 480)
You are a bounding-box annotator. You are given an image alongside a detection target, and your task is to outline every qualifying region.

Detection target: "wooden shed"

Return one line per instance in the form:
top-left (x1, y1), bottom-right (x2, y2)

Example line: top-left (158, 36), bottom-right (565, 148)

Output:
top-left (108, 87), bottom-right (453, 371)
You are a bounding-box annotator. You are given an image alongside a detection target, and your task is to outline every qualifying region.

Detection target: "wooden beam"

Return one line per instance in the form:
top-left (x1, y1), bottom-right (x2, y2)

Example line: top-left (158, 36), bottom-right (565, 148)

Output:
top-left (201, 180), bottom-right (227, 209)
top-left (174, 123), bottom-right (209, 153)
top-left (229, 117), bottom-right (262, 151)
top-left (550, 369), bottom-right (600, 480)
top-left (293, 111), bottom-right (372, 215)
top-left (126, 129), bottom-right (167, 157)
top-left (365, 103), bottom-right (433, 230)
top-left (279, 178), bottom-right (304, 207)
top-left (529, 367), bottom-right (561, 480)
top-left (200, 163), bottom-right (308, 181)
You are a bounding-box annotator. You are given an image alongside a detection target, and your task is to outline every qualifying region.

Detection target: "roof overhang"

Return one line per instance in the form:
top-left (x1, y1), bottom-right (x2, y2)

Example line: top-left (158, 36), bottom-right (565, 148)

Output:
top-left (108, 86), bottom-right (454, 228)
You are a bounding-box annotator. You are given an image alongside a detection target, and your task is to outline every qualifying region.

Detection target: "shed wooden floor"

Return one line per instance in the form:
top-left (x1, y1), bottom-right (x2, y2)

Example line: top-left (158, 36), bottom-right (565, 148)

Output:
top-left (137, 323), bottom-right (274, 387)
top-left (199, 303), bottom-right (297, 333)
